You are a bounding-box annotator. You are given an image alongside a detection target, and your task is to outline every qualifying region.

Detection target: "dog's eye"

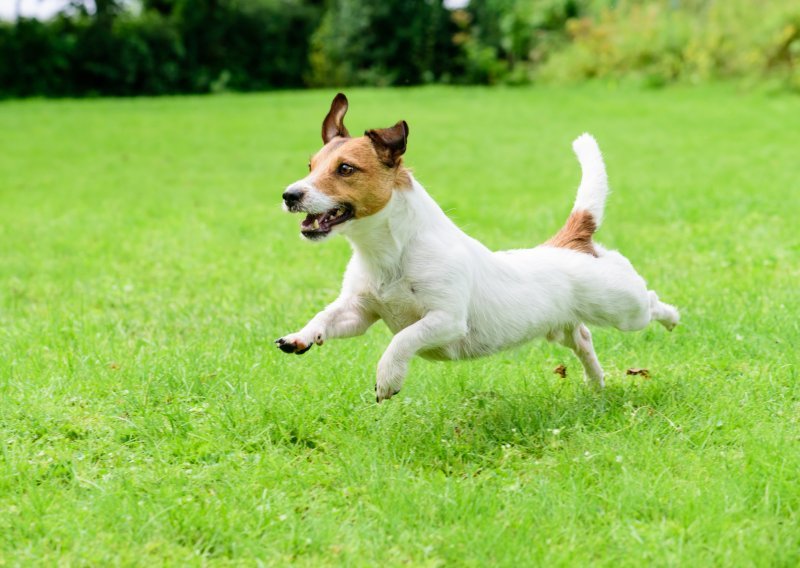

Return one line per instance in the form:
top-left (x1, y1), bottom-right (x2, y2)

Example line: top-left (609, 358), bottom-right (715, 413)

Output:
top-left (337, 163), bottom-right (356, 177)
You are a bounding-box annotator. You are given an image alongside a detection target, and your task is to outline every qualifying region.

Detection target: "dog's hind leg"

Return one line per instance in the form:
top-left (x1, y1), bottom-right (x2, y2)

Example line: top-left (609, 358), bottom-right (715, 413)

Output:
top-left (553, 324), bottom-right (605, 388)
top-left (649, 291), bottom-right (680, 331)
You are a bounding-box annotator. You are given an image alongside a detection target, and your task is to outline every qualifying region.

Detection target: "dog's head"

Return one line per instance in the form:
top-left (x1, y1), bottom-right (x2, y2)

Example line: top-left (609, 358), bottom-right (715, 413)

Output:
top-left (282, 93), bottom-right (410, 241)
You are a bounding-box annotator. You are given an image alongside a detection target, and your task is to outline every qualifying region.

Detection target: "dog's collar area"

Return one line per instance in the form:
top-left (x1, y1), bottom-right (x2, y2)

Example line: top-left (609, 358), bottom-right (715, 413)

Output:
top-left (300, 204), bottom-right (354, 238)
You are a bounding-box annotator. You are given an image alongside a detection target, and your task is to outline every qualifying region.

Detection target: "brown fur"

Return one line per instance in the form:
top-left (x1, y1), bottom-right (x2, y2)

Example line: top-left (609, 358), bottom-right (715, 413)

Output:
top-left (311, 94), bottom-right (411, 219)
top-left (546, 210), bottom-right (598, 256)
top-left (366, 121), bottom-right (408, 167)
top-left (311, 136), bottom-right (411, 218)
top-left (322, 93), bottom-right (350, 143)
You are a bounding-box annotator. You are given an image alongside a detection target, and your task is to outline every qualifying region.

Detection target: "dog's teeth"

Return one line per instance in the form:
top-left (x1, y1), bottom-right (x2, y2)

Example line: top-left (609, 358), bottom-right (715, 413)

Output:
top-left (312, 219), bottom-right (319, 229)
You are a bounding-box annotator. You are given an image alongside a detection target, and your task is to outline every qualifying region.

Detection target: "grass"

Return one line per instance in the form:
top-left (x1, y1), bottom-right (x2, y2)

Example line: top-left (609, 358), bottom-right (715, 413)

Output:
top-left (0, 85), bottom-right (798, 566)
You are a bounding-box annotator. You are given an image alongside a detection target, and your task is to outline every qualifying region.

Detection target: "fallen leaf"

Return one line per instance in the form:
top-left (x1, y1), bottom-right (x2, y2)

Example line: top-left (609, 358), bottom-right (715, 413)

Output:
top-left (553, 364), bottom-right (567, 378)
top-left (626, 368), bottom-right (650, 378)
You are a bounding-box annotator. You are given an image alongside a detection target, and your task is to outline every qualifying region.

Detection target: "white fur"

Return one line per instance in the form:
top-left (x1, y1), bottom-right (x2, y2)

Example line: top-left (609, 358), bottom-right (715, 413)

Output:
top-left (280, 135), bottom-right (679, 401)
top-left (572, 133), bottom-right (609, 227)
top-left (283, 179), bottom-right (338, 214)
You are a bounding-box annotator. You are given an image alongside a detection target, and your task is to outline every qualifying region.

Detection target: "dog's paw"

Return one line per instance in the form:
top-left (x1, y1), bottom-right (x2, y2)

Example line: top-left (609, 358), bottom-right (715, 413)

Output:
top-left (375, 382), bottom-right (401, 403)
top-left (275, 335), bottom-right (313, 355)
top-left (275, 328), bottom-right (325, 355)
top-left (375, 355), bottom-right (407, 403)
top-left (657, 309), bottom-right (679, 332)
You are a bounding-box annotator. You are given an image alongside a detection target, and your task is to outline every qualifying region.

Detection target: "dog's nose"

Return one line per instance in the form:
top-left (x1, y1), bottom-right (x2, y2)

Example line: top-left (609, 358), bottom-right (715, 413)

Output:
top-left (283, 188), bottom-right (305, 207)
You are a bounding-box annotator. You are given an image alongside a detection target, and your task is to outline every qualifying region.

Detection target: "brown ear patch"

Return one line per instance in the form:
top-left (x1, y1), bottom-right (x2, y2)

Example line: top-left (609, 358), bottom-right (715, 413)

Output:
top-left (546, 210), bottom-right (597, 256)
top-left (365, 121), bottom-right (408, 167)
top-left (322, 93), bottom-right (350, 144)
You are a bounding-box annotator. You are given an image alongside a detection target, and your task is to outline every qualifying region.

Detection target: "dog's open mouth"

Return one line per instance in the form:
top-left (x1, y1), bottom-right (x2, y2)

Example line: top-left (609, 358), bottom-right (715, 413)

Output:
top-left (300, 204), bottom-right (354, 238)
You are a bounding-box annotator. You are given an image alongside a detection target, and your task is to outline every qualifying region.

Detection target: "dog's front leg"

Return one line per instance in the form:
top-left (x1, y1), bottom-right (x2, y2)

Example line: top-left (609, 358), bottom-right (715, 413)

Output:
top-left (375, 310), bottom-right (467, 402)
top-left (276, 296), bottom-right (377, 355)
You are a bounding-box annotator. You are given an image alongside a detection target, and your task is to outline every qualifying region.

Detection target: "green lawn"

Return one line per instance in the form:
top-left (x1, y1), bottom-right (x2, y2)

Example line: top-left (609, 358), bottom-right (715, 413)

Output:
top-left (1, 85), bottom-right (798, 566)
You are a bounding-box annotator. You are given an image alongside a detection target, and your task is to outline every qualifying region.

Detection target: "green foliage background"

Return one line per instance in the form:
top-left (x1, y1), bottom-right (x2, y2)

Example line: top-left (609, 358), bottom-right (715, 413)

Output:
top-left (1, 0), bottom-right (799, 97)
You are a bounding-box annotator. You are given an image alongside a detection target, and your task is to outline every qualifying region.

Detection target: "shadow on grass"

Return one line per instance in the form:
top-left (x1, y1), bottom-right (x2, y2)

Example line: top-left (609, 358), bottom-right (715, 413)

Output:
top-left (379, 378), bottom-right (688, 475)
top-left (115, 370), bottom-right (689, 478)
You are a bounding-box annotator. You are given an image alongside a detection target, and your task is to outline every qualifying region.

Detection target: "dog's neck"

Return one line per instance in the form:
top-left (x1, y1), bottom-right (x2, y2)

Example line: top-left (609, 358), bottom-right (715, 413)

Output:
top-left (343, 175), bottom-right (452, 273)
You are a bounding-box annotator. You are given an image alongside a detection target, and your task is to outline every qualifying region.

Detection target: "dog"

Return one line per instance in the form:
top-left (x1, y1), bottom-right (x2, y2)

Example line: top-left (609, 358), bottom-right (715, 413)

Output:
top-left (276, 93), bottom-right (680, 402)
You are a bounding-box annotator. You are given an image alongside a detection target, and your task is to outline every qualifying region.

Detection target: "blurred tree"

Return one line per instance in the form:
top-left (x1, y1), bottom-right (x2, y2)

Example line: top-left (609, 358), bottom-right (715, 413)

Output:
top-left (460, 0), bottom-right (583, 83)
top-left (168, 0), bottom-right (322, 92)
top-left (93, 0), bottom-right (125, 17)
top-left (0, 0), bottom-right (322, 96)
top-left (1, 0), bottom-right (798, 97)
top-left (142, 0), bottom-right (179, 15)
top-left (0, 17), bottom-right (74, 96)
top-left (308, 0), bottom-right (461, 86)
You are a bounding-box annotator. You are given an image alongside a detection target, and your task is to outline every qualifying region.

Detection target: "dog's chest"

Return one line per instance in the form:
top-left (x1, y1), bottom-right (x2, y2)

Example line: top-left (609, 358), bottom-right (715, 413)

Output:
top-left (365, 277), bottom-right (424, 334)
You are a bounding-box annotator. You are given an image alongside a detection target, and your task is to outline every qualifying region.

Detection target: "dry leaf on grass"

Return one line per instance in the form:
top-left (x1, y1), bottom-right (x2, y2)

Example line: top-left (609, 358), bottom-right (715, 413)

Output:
top-left (553, 364), bottom-right (567, 378)
top-left (626, 368), bottom-right (650, 378)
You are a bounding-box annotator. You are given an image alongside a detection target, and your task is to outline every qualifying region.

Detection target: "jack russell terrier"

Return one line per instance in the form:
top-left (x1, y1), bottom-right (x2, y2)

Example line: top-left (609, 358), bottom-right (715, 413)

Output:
top-left (277, 93), bottom-right (679, 402)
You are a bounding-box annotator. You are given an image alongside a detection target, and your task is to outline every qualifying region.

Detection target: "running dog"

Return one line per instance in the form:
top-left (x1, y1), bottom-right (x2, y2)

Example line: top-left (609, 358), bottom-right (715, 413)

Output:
top-left (276, 93), bottom-right (679, 402)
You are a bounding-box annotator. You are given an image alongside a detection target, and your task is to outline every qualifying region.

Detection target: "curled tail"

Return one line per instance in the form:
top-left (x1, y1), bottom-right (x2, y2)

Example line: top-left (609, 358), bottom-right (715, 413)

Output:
top-left (546, 133), bottom-right (609, 256)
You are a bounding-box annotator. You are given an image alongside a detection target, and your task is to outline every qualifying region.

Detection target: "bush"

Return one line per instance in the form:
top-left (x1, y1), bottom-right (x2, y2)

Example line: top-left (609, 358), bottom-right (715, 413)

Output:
top-left (538, 0), bottom-right (800, 91)
top-left (171, 0), bottom-right (321, 93)
top-left (454, 0), bottom-right (584, 85)
top-left (0, 0), bottom-right (321, 97)
top-left (0, 0), bottom-right (798, 96)
top-left (307, 0), bottom-right (460, 87)
top-left (65, 12), bottom-right (185, 96)
top-left (0, 18), bottom-right (75, 97)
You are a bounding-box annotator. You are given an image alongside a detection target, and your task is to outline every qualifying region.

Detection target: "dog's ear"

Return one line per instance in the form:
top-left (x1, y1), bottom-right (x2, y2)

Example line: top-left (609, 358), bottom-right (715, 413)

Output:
top-left (322, 93), bottom-right (350, 143)
top-left (365, 120), bottom-right (409, 167)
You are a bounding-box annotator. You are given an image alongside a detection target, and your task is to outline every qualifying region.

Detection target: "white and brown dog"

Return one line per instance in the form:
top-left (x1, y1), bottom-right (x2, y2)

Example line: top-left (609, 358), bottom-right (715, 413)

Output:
top-left (277, 93), bottom-right (679, 402)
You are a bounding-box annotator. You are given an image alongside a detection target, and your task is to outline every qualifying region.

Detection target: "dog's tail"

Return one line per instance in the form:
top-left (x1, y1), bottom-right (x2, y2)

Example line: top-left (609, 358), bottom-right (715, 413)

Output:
top-left (571, 133), bottom-right (609, 227)
top-left (545, 133), bottom-right (608, 256)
